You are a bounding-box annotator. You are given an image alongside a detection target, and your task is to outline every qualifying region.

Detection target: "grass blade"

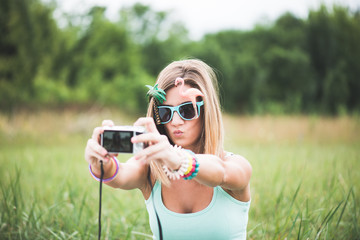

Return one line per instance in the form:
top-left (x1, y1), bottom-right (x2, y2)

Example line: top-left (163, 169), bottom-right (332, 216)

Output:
top-left (289, 182), bottom-right (302, 211)
top-left (336, 186), bottom-right (352, 228)
top-left (297, 213), bottom-right (303, 240)
top-left (288, 211), bottom-right (300, 237)
top-left (350, 189), bottom-right (359, 236)
top-left (315, 201), bottom-right (343, 239)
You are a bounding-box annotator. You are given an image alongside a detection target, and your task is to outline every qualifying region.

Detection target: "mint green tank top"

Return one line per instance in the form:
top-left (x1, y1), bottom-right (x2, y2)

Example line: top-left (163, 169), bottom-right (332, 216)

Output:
top-left (145, 181), bottom-right (250, 240)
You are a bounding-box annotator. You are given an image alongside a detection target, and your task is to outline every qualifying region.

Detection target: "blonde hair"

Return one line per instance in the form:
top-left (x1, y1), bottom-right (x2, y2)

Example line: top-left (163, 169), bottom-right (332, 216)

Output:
top-left (146, 59), bottom-right (224, 185)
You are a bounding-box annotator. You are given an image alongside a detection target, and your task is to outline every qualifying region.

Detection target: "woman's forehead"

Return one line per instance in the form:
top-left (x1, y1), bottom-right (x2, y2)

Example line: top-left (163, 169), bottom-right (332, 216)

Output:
top-left (163, 85), bottom-right (192, 105)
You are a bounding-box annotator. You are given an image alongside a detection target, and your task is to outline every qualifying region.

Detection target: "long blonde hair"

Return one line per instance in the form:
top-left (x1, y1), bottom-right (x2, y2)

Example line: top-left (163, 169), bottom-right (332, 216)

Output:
top-left (146, 59), bottom-right (224, 184)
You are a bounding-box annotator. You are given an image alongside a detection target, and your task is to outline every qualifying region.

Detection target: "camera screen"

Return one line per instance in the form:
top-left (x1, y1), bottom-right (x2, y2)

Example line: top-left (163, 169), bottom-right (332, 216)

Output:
top-left (102, 130), bottom-right (133, 153)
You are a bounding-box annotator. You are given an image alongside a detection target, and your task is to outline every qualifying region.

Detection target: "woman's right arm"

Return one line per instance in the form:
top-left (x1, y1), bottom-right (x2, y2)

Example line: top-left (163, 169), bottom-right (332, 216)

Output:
top-left (84, 120), bottom-right (149, 191)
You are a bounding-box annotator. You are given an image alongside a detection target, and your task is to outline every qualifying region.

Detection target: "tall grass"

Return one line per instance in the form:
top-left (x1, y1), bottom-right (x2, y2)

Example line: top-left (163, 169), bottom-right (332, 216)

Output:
top-left (0, 143), bottom-right (150, 240)
top-left (0, 108), bottom-right (359, 239)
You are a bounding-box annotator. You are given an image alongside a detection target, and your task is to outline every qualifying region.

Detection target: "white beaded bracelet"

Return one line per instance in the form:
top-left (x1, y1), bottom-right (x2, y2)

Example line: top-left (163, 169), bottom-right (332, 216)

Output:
top-left (162, 145), bottom-right (190, 180)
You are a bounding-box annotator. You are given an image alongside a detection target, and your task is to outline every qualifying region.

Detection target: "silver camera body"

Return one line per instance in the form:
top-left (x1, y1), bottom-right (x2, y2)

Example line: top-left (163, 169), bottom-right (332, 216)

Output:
top-left (100, 126), bottom-right (145, 154)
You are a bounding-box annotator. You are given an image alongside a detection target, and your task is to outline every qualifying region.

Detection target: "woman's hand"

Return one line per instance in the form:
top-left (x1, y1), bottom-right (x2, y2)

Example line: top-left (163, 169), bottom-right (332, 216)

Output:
top-left (84, 120), bottom-right (116, 171)
top-left (132, 117), bottom-right (181, 170)
top-left (85, 120), bottom-right (150, 190)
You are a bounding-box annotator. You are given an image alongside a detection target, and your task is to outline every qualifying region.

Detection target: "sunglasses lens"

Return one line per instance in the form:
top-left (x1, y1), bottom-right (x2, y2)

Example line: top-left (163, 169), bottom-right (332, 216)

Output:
top-left (179, 103), bottom-right (196, 120)
top-left (158, 108), bottom-right (171, 123)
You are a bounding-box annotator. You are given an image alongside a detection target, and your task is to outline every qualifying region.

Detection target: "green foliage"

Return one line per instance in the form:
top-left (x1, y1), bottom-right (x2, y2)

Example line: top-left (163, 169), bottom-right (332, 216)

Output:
top-left (0, 1), bottom-right (359, 115)
top-left (119, 3), bottom-right (190, 75)
top-left (306, 5), bottom-right (360, 114)
top-left (189, 5), bottom-right (360, 114)
top-left (0, 0), bottom-right (60, 111)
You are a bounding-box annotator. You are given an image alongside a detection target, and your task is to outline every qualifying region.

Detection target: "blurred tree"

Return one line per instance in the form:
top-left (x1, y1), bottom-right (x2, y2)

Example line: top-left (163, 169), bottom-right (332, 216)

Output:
top-left (119, 3), bottom-right (166, 44)
top-left (64, 6), bottom-right (149, 110)
top-left (263, 46), bottom-right (314, 113)
top-left (141, 21), bottom-right (190, 76)
top-left (119, 3), bottom-right (190, 76)
top-left (192, 22), bottom-right (312, 113)
top-left (1, 1), bottom-right (359, 115)
top-left (262, 13), bottom-right (316, 113)
top-left (322, 60), bottom-right (349, 113)
top-left (194, 6), bottom-right (360, 115)
top-left (307, 5), bottom-right (360, 114)
top-left (274, 12), bottom-right (307, 49)
top-left (0, 0), bottom-right (59, 111)
top-left (190, 32), bottom-right (236, 110)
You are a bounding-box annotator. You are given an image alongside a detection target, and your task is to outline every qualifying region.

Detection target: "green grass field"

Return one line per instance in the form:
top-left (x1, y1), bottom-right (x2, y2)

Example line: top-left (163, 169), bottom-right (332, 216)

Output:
top-left (0, 108), bottom-right (359, 239)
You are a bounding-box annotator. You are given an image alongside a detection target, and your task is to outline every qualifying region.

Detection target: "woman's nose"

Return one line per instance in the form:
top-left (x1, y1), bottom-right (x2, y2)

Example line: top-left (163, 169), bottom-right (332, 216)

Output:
top-left (171, 111), bottom-right (184, 125)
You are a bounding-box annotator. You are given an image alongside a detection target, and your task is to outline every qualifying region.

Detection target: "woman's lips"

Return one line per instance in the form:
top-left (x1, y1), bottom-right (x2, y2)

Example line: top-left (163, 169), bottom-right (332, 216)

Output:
top-left (173, 130), bottom-right (183, 137)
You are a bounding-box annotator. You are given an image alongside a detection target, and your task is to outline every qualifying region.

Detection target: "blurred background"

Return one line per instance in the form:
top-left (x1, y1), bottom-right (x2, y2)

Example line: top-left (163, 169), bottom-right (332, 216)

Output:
top-left (1, 0), bottom-right (360, 115)
top-left (1, 0), bottom-right (360, 239)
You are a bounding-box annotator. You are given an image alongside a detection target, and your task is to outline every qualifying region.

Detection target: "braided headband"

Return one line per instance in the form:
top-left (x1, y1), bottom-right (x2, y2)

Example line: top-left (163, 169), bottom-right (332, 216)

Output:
top-left (146, 84), bottom-right (166, 125)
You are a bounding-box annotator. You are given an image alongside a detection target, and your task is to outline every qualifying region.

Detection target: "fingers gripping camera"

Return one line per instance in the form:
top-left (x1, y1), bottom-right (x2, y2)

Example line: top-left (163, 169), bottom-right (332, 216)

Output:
top-left (101, 126), bottom-right (145, 154)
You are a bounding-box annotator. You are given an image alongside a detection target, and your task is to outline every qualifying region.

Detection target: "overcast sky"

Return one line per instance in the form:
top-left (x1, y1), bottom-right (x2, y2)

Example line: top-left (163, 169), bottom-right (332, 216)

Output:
top-left (56, 0), bottom-right (360, 40)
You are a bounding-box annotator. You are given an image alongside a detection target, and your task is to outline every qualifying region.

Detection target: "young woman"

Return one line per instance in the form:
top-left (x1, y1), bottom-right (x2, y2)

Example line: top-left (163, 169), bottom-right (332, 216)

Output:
top-left (85, 59), bottom-right (252, 239)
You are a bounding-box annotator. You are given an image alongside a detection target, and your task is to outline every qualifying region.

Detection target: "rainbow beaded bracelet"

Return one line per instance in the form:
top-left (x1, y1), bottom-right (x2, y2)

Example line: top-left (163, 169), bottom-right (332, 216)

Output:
top-left (183, 150), bottom-right (199, 180)
top-left (162, 146), bottom-right (200, 181)
top-left (162, 145), bottom-right (192, 180)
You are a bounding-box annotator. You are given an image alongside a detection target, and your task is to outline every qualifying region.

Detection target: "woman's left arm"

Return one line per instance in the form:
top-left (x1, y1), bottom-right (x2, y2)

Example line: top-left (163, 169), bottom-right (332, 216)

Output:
top-left (195, 154), bottom-right (252, 192)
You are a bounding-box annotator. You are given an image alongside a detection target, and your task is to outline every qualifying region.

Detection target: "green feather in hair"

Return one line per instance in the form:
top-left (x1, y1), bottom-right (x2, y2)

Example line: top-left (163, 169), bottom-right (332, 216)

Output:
top-left (146, 84), bottom-right (166, 104)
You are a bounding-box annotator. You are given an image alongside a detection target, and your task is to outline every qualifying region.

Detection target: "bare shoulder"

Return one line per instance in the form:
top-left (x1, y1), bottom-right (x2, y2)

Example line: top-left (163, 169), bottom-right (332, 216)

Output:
top-left (224, 152), bottom-right (252, 173)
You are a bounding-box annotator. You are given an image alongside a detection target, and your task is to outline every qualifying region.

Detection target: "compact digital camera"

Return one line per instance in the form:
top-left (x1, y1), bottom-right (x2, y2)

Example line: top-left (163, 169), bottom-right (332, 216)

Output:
top-left (101, 126), bottom-right (145, 154)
